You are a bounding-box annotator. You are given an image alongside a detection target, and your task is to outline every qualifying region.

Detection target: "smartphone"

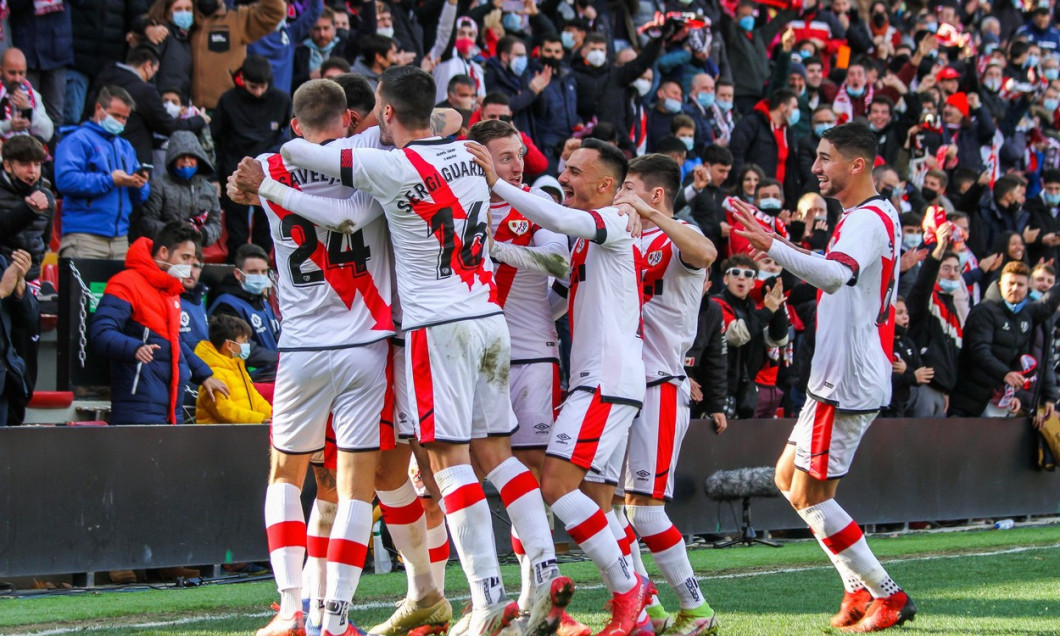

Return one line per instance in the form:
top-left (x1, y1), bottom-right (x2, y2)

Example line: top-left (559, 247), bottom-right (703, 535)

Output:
top-left (136, 163), bottom-right (154, 176)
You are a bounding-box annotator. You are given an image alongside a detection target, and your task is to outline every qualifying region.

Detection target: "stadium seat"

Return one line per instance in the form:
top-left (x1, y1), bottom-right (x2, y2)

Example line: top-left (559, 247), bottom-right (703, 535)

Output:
top-left (49, 199), bottom-right (62, 254)
top-left (41, 263), bottom-right (58, 290)
top-left (65, 420), bottom-right (108, 426)
top-left (254, 382), bottom-right (274, 405)
top-left (28, 391), bottom-right (74, 409)
top-left (203, 211), bottom-right (229, 263)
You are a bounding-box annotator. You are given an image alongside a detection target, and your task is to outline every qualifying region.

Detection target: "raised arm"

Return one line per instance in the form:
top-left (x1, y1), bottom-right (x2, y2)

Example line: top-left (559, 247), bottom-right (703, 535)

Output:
top-left (491, 180), bottom-right (608, 241)
top-left (489, 225), bottom-right (570, 278)
top-left (257, 176), bottom-right (384, 232)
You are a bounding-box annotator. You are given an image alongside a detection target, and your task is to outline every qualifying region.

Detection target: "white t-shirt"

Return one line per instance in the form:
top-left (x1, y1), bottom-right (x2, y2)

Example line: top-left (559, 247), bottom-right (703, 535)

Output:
top-left (809, 196), bottom-right (900, 412)
top-left (639, 224), bottom-right (706, 385)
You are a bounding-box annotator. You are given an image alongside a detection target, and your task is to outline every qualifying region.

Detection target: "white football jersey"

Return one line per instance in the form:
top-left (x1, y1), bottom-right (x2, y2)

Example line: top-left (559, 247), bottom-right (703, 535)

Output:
top-left (639, 224), bottom-right (706, 385)
top-left (259, 149), bottom-right (394, 350)
top-left (337, 137), bottom-right (501, 330)
top-left (490, 193), bottom-right (566, 363)
top-left (811, 196), bottom-right (899, 412)
top-left (566, 207), bottom-right (645, 404)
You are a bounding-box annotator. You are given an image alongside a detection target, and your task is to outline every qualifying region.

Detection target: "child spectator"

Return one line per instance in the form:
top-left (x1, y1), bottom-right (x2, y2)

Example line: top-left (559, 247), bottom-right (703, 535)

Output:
top-left (194, 314), bottom-right (271, 424)
top-left (887, 296), bottom-right (932, 417)
top-left (137, 130), bottom-right (221, 245)
top-left (0, 135), bottom-right (52, 281)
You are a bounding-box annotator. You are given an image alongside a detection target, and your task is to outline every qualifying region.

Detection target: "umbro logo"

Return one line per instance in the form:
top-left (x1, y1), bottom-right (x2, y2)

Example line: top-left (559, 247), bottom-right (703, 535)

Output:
top-left (556, 433), bottom-right (571, 443)
top-left (534, 423), bottom-right (550, 431)
top-left (635, 470), bottom-right (650, 478)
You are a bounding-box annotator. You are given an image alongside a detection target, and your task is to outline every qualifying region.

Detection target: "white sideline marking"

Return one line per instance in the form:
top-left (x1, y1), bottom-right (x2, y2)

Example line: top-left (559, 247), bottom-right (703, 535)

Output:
top-left (21, 543), bottom-right (1060, 635)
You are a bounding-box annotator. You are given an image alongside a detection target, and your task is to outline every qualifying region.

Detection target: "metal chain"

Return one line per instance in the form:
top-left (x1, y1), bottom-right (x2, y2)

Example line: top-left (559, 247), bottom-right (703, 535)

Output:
top-left (68, 261), bottom-right (93, 368)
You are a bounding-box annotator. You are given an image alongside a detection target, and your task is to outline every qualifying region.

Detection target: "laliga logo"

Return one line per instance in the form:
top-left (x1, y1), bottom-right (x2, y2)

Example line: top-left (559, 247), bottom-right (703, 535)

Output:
top-left (251, 314), bottom-right (263, 328)
top-left (508, 219), bottom-right (530, 235)
top-left (646, 250), bottom-right (663, 267)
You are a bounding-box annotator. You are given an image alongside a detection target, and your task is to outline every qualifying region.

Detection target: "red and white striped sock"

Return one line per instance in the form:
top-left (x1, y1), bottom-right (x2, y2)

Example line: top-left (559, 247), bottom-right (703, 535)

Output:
top-left (303, 499), bottom-right (336, 623)
top-left (552, 490), bottom-right (635, 594)
top-left (322, 498), bottom-right (373, 634)
top-left (426, 518), bottom-right (449, 595)
top-left (488, 458), bottom-right (558, 586)
top-left (797, 499), bottom-right (900, 598)
top-left (605, 509), bottom-right (636, 576)
top-left (781, 490), bottom-right (861, 593)
top-left (379, 481), bottom-right (435, 602)
top-left (436, 464), bottom-right (505, 610)
top-left (612, 505), bottom-right (649, 579)
top-left (628, 505), bottom-right (704, 610)
top-left (265, 483), bottom-right (306, 620)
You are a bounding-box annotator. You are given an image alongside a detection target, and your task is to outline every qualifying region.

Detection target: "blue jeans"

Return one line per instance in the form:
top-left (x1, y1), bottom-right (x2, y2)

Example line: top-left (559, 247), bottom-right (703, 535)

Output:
top-left (64, 69), bottom-right (90, 126)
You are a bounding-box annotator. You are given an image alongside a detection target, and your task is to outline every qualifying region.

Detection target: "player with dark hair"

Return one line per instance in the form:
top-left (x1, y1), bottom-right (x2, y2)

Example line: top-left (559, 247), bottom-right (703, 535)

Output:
top-left (733, 121), bottom-right (915, 633)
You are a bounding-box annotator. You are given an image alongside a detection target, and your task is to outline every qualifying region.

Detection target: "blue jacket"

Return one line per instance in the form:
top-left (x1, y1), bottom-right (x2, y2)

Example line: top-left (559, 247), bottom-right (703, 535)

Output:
top-left (55, 121), bottom-right (149, 239)
top-left (484, 56), bottom-right (537, 135)
top-left (180, 283), bottom-right (210, 352)
top-left (209, 291), bottom-right (280, 350)
top-left (9, 0), bottom-right (81, 70)
top-left (248, 0), bottom-right (323, 94)
top-left (530, 62), bottom-right (579, 163)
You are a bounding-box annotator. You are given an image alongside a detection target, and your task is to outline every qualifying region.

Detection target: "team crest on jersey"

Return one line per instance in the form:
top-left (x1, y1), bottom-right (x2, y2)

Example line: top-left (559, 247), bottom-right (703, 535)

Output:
top-left (508, 219), bottom-right (530, 235)
top-left (646, 250), bottom-right (663, 267)
top-left (251, 314), bottom-right (263, 329)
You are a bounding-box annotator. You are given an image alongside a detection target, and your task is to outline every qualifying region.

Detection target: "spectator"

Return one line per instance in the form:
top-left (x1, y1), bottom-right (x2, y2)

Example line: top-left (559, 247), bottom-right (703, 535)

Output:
top-left (292, 6), bottom-right (350, 91)
top-left (485, 35), bottom-right (548, 136)
top-left (797, 104), bottom-right (835, 192)
top-left (137, 130), bottom-right (221, 246)
top-left (320, 56), bottom-right (351, 79)
top-left (646, 79), bottom-right (684, 153)
top-left (572, 30), bottom-right (664, 138)
top-left (940, 91), bottom-right (996, 174)
top-left (994, 231), bottom-right (1028, 272)
top-left (961, 173), bottom-right (1027, 261)
top-left (950, 260), bottom-right (1060, 417)
top-left (787, 191), bottom-right (831, 253)
top-left (727, 177), bottom-right (789, 258)
top-left (1015, 6), bottom-right (1060, 53)
top-left (528, 35), bottom-right (578, 172)
top-left (0, 48), bottom-right (53, 142)
top-left (729, 88), bottom-right (802, 204)
top-left (718, 0), bottom-right (796, 113)
top-left (474, 92), bottom-right (548, 178)
top-left (432, 16), bottom-right (486, 106)
top-left (800, 56), bottom-right (836, 113)
top-left (921, 169), bottom-right (956, 215)
top-left (711, 254), bottom-right (789, 419)
top-left (686, 145), bottom-right (732, 249)
top-left (246, 0), bottom-right (323, 95)
top-left (194, 314), bottom-right (271, 424)
top-left (55, 86), bottom-right (150, 260)
top-left (712, 79), bottom-right (736, 146)
top-left (686, 279), bottom-right (727, 431)
top-left (89, 222), bottom-right (227, 425)
top-left (211, 55), bottom-right (291, 258)
top-left (0, 248), bottom-right (36, 426)
top-left (178, 246), bottom-right (207, 352)
top-left (9, 0), bottom-right (75, 127)
top-left (189, 0), bottom-right (285, 109)
top-left (869, 93), bottom-right (921, 168)
top-left (134, 0), bottom-right (196, 103)
top-left (208, 243), bottom-right (279, 382)
top-left (349, 33), bottom-right (399, 91)
top-left (87, 47), bottom-right (207, 164)
top-left (1025, 168), bottom-right (1060, 266)
top-left (730, 163), bottom-right (763, 203)
top-left (683, 72), bottom-right (717, 151)
top-left (438, 73), bottom-right (476, 110)
top-left (0, 135), bottom-right (52, 281)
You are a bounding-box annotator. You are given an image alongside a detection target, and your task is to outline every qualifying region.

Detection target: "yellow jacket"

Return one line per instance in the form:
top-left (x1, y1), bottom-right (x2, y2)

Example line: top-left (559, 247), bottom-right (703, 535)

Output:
top-left (194, 341), bottom-right (272, 424)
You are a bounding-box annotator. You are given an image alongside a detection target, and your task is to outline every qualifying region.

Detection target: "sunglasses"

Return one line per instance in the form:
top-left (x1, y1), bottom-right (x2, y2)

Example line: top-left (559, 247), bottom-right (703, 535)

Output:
top-left (726, 268), bottom-right (756, 279)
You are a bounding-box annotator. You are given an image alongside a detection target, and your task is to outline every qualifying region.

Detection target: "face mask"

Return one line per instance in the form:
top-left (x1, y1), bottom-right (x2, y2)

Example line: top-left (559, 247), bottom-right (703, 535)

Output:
top-left (510, 55), bottom-right (528, 76)
top-left (1046, 98), bottom-right (1060, 112)
top-left (160, 261), bottom-right (192, 279)
top-left (1005, 299), bottom-right (1028, 313)
top-left (813, 122), bottom-right (834, 137)
top-left (872, 12), bottom-right (887, 28)
top-left (895, 323), bottom-right (907, 337)
top-left (1045, 192), bottom-right (1060, 206)
top-left (758, 197), bottom-right (782, 211)
top-left (336, 27), bottom-right (350, 40)
top-left (902, 233), bottom-right (923, 250)
top-left (377, 26), bottom-right (395, 38)
top-left (1027, 55), bottom-right (1041, 68)
top-left (921, 186), bottom-right (938, 201)
top-left (787, 108), bottom-right (801, 126)
top-left (100, 113), bottom-right (125, 135)
top-left (172, 9), bottom-right (194, 30)
top-left (455, 37), bottom-right (476, 58)
top-left (231, 341), bottom-right (251, 360)
top-left (983, 77), bottom-right (1002, 92)
top-left (502, 13), bottom-right (522, 32)
top-left (937, 278), bottom-right (960, 293)
top-left (663, 97), bottom-right (682, 113)
top-left (679, 136), bottom-right (694, 151)
top-left (678, 0), bottom-right (695, 5)
top-left (738, 16), bottom-right (755, 31)
top-left (697, 92), bottom-right (715, 108)
top-left (957, 249), bottom-right (971, 267)
top-left (847, 85), bottom-right (865, 98)
top-left (241, 273), bottom-right (273, 295)
top-left (799, 49), bottom-right (812, 59)
top-left (196, 0), bottom-right (219, 16)
top-left (925, 21), bottom-right (938, 33)
top-left (756, 269), bottom-right (776, 281)
top-left (1046, 68), bottom-right (1060, 81)
top-left (174, 165), bottom-right (197, 180)
top-left (881, 186), bottom-right (895, 200)
top-left (586, 49), bottom-right (607, 68)
top-left (561, 31), bottom-right (576, 50)
top-left (163, 101), bottom-right (182, 118)
top-left (632, 78), bottom-right (652, 96)
top-left (1029, 289), bottom-right (1044, 301)
top-left (716, 99), bottom-right (733, 112)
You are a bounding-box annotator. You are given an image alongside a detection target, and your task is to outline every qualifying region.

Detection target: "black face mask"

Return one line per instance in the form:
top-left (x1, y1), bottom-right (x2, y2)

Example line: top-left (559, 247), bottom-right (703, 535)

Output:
top-left (922, 186), bottom-right (938, 201)
top-left (872, 13), bottom-right (887, 28)
top-left (3, 171), bottom-right (35, 195)
top-left (336, 28), bottom-right (350, 41)
top-left (543, 56), bottom-right (562, 72)
top-left (1006, 201), bottom-right (1022, 216)
top-left (881, 186), bottom-right (895, 200)
top-left (197, 0), bottom-right (219, 16)
top-left (895, 324), bottom-right (907, 337)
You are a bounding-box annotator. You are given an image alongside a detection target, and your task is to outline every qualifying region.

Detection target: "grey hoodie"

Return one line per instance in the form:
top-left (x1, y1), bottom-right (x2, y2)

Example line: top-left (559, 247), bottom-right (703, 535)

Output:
top-left (137, 131), bottom-right (222, 246)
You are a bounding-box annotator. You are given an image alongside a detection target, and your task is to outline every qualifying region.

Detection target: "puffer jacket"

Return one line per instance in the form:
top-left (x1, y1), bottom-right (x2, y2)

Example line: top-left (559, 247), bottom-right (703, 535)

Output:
top-left (9, 0), bottom-right (78, 70)
top-left (89, 238), bottom-right (214, 425)
top-left (70, 0), bottom-right (150, 80)
top-left (193, 340), bottom-right (271, 424)
top-left (729, 100), bottom-right (802, 204)
top-left (138, 131), bottom-right (222, 245)
top-left (0, 171), bottom-right (53, 281)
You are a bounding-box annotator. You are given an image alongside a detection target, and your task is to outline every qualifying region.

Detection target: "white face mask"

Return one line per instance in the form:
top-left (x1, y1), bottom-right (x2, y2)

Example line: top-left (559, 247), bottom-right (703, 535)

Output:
top-left (632, 78), bottom-right (652, 96)
top-left (159, 261), bottom-right (192, 279)
top-left (163, 101), bottom-right (182, 118)
top-left (586, 49), bottom-right (607, 68)
top-left (378, 26), bottom-right (395, 38)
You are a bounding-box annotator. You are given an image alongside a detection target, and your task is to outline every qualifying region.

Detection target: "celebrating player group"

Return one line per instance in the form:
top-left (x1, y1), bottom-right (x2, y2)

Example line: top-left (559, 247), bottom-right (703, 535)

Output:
top-left (226, 65), bottom-right (916, 636)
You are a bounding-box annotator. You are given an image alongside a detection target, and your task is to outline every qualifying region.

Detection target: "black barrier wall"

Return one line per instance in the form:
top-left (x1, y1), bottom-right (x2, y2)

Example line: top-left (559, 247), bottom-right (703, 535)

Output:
top-left (1, 419), bottom-right (1058, 577)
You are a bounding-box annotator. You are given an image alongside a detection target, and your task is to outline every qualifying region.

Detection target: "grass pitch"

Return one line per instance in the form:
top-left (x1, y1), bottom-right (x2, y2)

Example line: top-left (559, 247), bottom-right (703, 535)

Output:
top-left (2, 525), bottom-right (1058, 635)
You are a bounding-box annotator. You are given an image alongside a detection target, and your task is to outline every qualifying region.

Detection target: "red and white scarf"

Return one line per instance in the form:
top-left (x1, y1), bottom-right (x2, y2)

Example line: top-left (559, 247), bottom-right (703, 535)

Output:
top-left (832, 82), bottom-right (874, 125)
top-left (33, 0), bottom-right (63, 16)
top-left (930, 286), bottom-right (964, 348)
top-left (0, 81), bottom-right (36, 140)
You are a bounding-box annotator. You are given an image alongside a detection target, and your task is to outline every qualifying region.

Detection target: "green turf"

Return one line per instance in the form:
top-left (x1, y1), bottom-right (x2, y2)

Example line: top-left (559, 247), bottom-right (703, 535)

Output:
top-left (3, 526), bottom-right (1058, 635)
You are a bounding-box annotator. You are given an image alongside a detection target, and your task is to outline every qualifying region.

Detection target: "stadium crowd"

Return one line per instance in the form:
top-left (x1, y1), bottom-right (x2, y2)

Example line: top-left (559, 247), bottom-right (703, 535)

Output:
top-left (0, 0), bottom-right (1056, 428)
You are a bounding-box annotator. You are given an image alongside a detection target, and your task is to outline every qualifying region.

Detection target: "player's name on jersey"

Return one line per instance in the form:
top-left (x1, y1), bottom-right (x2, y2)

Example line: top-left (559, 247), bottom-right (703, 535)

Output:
top-left (396, 155), bottom-right (485, 213)
top-left (278, 167), bottom-right (341, 188)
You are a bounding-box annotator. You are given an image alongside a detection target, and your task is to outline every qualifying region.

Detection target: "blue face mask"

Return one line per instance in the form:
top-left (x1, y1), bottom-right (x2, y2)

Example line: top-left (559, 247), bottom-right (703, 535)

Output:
top-left (738, 16), bottom-right (755, 31)
top-left (697, 92), bottom-right (715, 108)
top-left (1045, 192), bottom-right (1060, 206)
top-left (561, 31), bottom-right (576, 50)
top-left (814, 122), bottom-right (834, 137)
top-left (230, 340), bottom-right (251, 360)
top-left (1005, 298), bottom-right (1028, 313)
top-left (663, 97), bottom-right (682, 114)
top-left (1029, 289), bottom-right (1044, 301)
top-left (902, 233), bottom-right (923, 250)
top-left (925, 21), bottom-right (939, 33)
top-left (502, 13), bottom-right (521, 32)
top-left (1047, 68), bottom-right (1060, 81)
top-left (174, 165), bottom-right (197, 181)
top-left (847, 86), bottom-right (866, 98)
top-left (787, 108), bottom-right (801, 126)
top-left (172, 9), bottom-right (194, 30)
top-left (758, 197), bottom-right (782, 211)
top-left (241, 272), bottom-right (273, 295)
top-left (716, 99), bottom-right (733, 112)
top-left (1045, 98), bottom-right (1060, 112)
top-left (679, 136), bottom-right (694, 151)
top-left (510, 55), bottom-right (528, 76)
top-left (1027, 55), bottom-right (1041, 68)
top-left (937, 278), bottom-right (961, 293)
top-left (798, 49), bottom-right (812, 59)
top-left (100, 113), bottom-right (124, 135)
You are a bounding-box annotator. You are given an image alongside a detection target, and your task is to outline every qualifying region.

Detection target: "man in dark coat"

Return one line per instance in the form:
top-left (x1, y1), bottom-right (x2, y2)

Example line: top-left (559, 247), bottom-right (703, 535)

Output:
top-left (729, 88), bottom-right (803, 205)
top-left (208, 243), bottom-right (279, 382)
top-left (572, 31), bottom-right (663, 133)
top-left (0, 248), bottom-right (37, 426)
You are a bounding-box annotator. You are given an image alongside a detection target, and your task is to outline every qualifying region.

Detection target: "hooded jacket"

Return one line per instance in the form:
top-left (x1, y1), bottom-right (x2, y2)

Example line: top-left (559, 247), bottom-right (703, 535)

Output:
top-left (193, 340), bottom-right (271, 424)
top-left (138, 131), bottom-right (222, 245)
top-left (89, 238), bottom-right (213, 424)
top-left (729, 100), bottom-right (802, 204)
top-left (55, 120), bottom-right (150, 239)
top-left (190, 0), bottom-right (286, 109)
top-left (0, 171), bottom-right (53, 281)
